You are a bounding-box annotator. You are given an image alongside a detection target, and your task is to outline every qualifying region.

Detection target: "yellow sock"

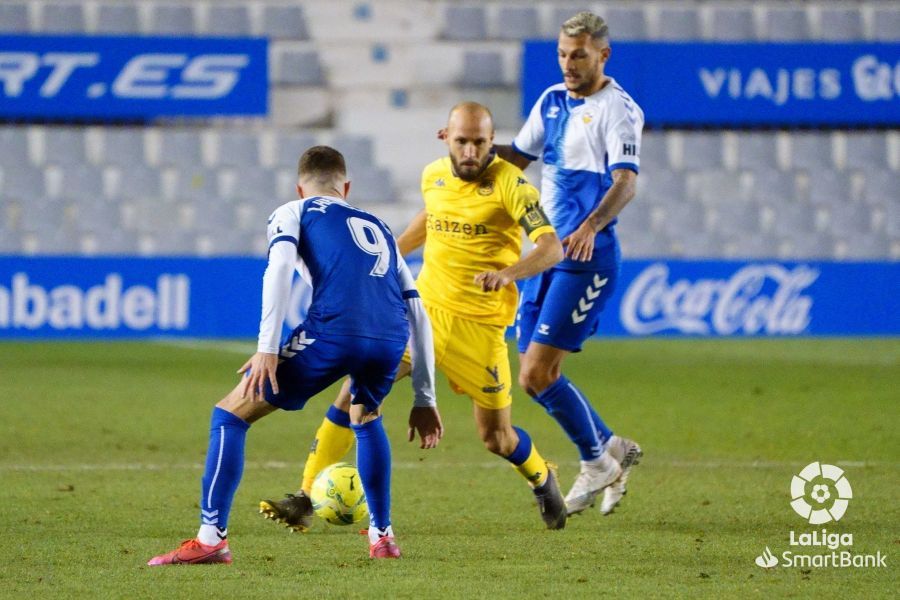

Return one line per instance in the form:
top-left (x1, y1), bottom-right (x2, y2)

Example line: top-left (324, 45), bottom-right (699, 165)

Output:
top-left (300, 410), bottom-right (355, 493)
top-left (507, 426), bottom-right (549, 488)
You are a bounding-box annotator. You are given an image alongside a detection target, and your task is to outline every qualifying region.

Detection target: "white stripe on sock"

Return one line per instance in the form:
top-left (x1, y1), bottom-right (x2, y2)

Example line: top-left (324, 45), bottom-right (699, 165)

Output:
top-left (206, 425), bottom-right (225, 509)
top-left (567, 383), bottom-right (602, 453)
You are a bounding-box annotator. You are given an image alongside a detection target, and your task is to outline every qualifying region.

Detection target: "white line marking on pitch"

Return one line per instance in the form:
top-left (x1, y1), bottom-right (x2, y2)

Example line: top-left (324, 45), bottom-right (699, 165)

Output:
top-left (0, 459), bottom-right (891, 472)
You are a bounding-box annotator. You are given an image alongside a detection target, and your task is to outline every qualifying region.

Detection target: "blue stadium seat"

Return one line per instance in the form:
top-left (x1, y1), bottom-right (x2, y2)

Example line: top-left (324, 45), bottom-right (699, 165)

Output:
top-left (216, 131), bottom-right (261, 167)
top-left (101, 128), bottom-right (146, 167)
top-left (460, 51), bottom-right (504, 88)
top-left (826, 202), bottom-right (875, 235)
top-left (274, 133), bottom-right (319, 168)
top-left (158, 130), bottom-right (204, 167)
top-left (714, 201), bottom-right (763, 237)
top-left (43, 128), bottom-right (87, 166)
top-left (0, 2), bottom-right (29, 32)
top-left (604, 7), bottom-right (647, 41)
top-left (223, 166), bottom-right (278, 202)
top-left (680, 132), bottom-right (724, 170)
top-left (41, 3), bottom-right (85, 33)
top-left (838, 233), bottom-right (890, 260)
top-left (806, 171), bottom-right (854, 205)
top-left (818, 8), bottom-right (863, 41)
top-left (763, 8), bottom-right (810, 40)
top-left (332, 134), bottom-right (374, 167)
top-left (0, 128), bottom-right (31, 167)
top-left (443, 6), bottom-right (487, 41)
top-left (862, 171), bottom-right (900, 205)
top-left (638, 169), bottom-right (685, 204)
top-left (148, 4), bottom-right (195, 35)
top-left (19, 197), bottom-right (67, 232)
top-left (790, 132), bottom-right (833, 171)
top-left (674, 231), bottom-right (724, 258)
top-left (261, 5), bottom-right (310, 40)
top-left (273, 49), bottom-right (325, 86)
top-left (1, 164), bottom-right (44, 200)
top-left (84, 229), bottom-right (139, 256)
top-left (95, 3), bottom-right (139, 34)
top-left (748, 170), bottom-right (798, 203)
top-left (57, 165), bottom-right (106, 200)
top-left (728, 233), bottom-right (779, 260)
top-left (844, 133), bottom-right (889, 172)
top-left (784, 231), bottom-right (835, 259)
top-left (656, 7), bottom-right (700, 40)
top-left (207, 5), bottom-right (251, 36)
top-left (710, 7), bottom-right (756, 41)
top-left (112, 166), bottom-right (163, 200)
top-left (767, 201), bottom-right (816, 237)
top-left (495, 6), bottom-right (540, 40)
top-left (171, 168), bottom-right (220, 202)
top-left (71, 197), bottom-right (123, 232)
top-left (638, 131), bottom-right (670, 172)
top-left (348, 166), bottom-right (395, 203)
top-left (736, 133), bottom-right (779, 171)
top-left (872, 7), bottom-right (900, 41)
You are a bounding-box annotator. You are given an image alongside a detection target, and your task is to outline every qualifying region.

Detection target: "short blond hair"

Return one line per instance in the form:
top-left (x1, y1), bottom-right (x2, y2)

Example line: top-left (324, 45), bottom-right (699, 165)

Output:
top-left (561, 11), bottom-right (609, 42)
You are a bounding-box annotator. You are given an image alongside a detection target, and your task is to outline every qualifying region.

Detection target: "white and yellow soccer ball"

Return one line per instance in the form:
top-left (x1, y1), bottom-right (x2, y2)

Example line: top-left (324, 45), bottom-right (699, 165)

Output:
top-left (310, 462), bottom-right (369, 526)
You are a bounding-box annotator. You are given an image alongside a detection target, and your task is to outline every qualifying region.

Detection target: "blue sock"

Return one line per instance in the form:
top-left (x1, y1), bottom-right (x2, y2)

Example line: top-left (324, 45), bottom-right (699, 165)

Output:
top-left (506, 426), bottom-right (532, 465)
top-left (325, 404), bottom-right (351, 427)
top-left (533, 376), bottom-right (613, 461)
top-left (200, 407), bottom-right (250, 534)
top-left (352, 416), bottom-right (391, 531)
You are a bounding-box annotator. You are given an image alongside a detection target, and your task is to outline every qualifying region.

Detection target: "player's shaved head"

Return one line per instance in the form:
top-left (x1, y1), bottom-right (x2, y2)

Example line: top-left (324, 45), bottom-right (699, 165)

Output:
top-left (445, 102), bottom-right (495, 182)
top-left (447, 101), bottom-right (494, 132)
top-left (297, 145), bottom-right (349, 199)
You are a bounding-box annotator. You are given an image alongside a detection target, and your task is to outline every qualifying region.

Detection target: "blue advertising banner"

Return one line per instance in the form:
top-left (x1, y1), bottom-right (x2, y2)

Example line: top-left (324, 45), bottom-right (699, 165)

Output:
top-left (0, 35), bottom-right (267, 119)
top-left (1, 258), bottom-right (897, 339)
top-left (522, 42), bottom-right (900, 127)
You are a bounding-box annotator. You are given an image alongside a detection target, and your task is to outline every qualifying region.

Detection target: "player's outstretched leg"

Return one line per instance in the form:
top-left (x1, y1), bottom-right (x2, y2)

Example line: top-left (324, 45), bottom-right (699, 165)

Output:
top-left (149, 385), bottom-right (276, 566)
top-left (476, 406), bottom-right (567, 530)
top-left (260, 400), bottom-right (354, 532)
top-left (600, 435), bottom-right (643, 515)
top-left (520, 344), bottom-right (622, 515)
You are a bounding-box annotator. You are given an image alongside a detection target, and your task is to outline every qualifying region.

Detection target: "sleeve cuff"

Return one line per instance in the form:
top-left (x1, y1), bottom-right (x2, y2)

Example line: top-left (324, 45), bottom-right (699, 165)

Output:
top-left (526, 224), bottom-right (556, 243)
top-left (511, 140), bottom-right (539, 162)
top-left (608, 162), bottom-right (639, 174)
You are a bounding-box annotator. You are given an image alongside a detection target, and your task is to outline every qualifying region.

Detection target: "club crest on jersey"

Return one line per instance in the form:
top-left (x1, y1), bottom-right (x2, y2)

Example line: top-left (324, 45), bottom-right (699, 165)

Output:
top-left (547, 106), bottom-right (560, 119)
top-left (516, 176), bottom-right (527, 186)
top-left (435, 178), bottom-right (445, 187)
top-left (477, 180), bottom-right (494, 196)
top-left (582, 111), bottom-right (594, 124)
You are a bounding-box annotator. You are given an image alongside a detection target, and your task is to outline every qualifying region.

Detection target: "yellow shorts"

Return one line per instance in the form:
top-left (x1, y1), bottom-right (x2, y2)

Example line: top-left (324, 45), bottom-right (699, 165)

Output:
top-left (404, 303), bottom-right (512, 410)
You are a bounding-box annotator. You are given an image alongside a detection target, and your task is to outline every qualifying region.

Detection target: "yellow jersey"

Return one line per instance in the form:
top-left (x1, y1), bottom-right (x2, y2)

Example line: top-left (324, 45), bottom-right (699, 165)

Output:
top-left (416, 155), bottom-right (555, 326)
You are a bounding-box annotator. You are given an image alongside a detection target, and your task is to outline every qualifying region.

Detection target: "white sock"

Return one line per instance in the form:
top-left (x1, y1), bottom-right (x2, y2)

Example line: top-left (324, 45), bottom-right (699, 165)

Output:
top-left (198, 524), bottom-right (227, 546)
top-left (368, 524), bottom-right (394, 545)
top-left (583, 452), bottom-right (617, 471)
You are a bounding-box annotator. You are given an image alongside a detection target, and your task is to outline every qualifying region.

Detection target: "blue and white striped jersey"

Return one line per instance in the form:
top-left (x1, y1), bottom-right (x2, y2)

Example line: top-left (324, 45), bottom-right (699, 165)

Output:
top-left (261, 196), bottom-right (411, 346)
top-left (513, 78), bottom-right (644, 270)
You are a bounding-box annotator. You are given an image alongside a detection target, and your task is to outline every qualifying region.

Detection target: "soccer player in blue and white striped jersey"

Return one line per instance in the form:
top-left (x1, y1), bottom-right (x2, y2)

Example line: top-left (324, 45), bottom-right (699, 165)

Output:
top-left (148, 146), bottom-right (441, 564)
top-left (495, 11), bottom-right (644, 517)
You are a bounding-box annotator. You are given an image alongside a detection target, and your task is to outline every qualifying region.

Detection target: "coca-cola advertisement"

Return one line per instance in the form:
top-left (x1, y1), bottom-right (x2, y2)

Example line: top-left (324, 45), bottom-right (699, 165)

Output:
top-left (599, 261), bottom-right (898, 337)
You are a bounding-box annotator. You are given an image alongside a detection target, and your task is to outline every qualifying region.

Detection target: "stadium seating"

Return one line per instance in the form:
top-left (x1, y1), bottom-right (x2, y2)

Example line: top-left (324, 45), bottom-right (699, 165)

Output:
top-left (0, 1), bottom-right (897, 260)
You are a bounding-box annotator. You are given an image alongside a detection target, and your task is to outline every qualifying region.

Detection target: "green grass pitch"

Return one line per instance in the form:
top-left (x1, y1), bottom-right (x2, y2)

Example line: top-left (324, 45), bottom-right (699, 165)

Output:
top-left (1, 339), bottom-right (897, 598)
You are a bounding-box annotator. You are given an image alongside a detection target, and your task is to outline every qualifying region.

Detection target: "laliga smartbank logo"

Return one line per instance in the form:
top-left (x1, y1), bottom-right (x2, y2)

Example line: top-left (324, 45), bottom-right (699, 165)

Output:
top-left (790, 461), bottom-right (852, 524)
top-left (754, 462), bottom-right (887, 570)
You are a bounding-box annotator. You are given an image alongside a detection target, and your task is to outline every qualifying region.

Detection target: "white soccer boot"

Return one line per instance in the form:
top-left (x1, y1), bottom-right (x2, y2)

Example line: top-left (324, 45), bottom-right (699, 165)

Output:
top-left (564, 452), bottom-right (622, 515)
top-left (600, 436), bottom-right (643, 515)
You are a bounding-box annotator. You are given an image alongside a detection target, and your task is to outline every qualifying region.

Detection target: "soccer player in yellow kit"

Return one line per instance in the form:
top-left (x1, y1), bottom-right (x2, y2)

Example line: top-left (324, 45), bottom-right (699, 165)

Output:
top-left (260, 102), bottom-right (569, 530)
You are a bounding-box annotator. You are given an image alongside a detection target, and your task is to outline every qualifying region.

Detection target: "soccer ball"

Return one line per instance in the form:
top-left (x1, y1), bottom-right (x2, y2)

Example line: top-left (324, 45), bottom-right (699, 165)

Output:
top-left (310, 462), bottom-right (368, 526)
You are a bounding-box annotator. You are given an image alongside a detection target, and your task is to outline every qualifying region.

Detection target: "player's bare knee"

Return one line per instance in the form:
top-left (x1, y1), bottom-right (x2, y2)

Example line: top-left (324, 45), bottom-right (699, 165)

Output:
top-left (519, 366), bottom-right (554, 397)
top-left (479, 427), bottom-right (516, 456)
top-left (349, 403), bottom-right (381, 425)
